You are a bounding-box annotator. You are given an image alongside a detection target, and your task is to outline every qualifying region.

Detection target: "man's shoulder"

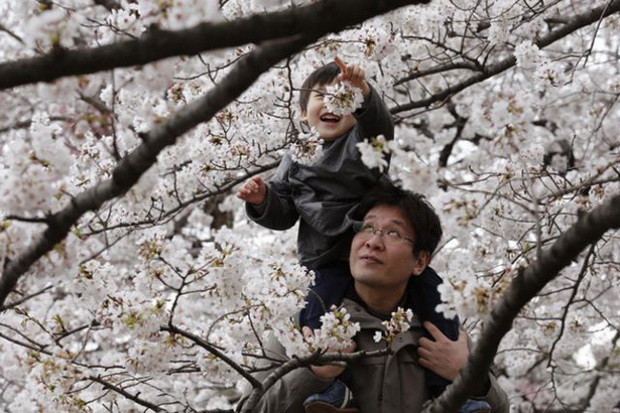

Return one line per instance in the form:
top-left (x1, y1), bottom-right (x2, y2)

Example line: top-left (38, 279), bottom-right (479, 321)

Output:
top-left (415, 266), bottom-right (444, 287)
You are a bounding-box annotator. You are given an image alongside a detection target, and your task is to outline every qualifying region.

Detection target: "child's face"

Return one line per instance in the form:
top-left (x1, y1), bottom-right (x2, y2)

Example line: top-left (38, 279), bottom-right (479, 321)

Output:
top-left (301, 80), bottom-right (356, 141)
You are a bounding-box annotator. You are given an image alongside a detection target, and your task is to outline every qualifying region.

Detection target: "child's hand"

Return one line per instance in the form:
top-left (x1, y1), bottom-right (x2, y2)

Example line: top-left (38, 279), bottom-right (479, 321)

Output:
top-left (334, 56), bottom-right (370, 97)
top-left (236, 176), bottom-right (267, 205)
top-left (302, 326), bottom-right (357, 380)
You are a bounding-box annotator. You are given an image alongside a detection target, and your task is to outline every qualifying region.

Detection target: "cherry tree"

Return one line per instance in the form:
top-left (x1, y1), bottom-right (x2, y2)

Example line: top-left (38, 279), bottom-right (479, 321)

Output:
top-left (0, 0), bottom-right (618, 412)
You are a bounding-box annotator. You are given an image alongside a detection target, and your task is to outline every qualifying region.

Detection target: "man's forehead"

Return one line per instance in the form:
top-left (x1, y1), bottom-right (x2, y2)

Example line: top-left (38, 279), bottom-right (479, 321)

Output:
top-left (363, 205), bottom-right (411, 227)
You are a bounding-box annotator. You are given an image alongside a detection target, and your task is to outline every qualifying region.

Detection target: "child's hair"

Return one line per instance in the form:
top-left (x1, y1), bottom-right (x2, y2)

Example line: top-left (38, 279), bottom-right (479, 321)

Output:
top-left (299, 62), bottom-right (341, 112)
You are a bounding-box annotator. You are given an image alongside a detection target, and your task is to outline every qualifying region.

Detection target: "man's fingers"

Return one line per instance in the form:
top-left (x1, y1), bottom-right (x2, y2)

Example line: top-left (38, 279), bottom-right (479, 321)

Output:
top-left (417, 346), bottom-right (433, 359)
top-left (423, 321), bottom-right (448, 342)
top-left (418, 356), bottom-right (432, 369)
top-left (418, 336), bottom-right (434, 348)
top-left (302, 326), bottom-right (313, 339)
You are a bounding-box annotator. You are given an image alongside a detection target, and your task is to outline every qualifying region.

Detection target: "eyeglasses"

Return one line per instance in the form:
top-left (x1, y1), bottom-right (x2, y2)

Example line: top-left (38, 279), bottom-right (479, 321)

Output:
top-left (352, 221), bottom-right (414, 245)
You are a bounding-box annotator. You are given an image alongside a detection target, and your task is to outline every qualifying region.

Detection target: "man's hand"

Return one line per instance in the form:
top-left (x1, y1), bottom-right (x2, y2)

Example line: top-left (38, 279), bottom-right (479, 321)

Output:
top-left (418, 321), bottom-right (468, 381)
top-left (302, 326), bottom-right (357, 380)
top-left (334, 56), bottom-right (370, 97)
top-left (236, 176), bottom-right (267, 205)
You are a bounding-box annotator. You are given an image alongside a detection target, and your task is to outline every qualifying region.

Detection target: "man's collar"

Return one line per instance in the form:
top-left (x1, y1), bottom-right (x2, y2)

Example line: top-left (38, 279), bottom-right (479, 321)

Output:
top-left (345, 283), bottom-right (409, 321)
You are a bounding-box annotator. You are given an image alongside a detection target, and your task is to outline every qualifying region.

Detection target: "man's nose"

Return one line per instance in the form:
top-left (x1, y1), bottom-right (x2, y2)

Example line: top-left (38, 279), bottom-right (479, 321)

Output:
top-left (365, 232), bottom-right (385, 249)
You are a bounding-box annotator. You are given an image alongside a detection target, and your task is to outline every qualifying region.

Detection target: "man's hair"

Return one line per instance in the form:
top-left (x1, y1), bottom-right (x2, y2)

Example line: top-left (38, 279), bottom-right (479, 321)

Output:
top-left (355, 181), bottom-right (443, 256)
top-left (299, 62), bottom-right (341, 113)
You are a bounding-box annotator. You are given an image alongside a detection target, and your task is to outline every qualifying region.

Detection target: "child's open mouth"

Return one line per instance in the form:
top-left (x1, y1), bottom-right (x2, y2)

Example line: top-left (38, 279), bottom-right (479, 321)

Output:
top-left (320, 113), bottom-right (340, 123)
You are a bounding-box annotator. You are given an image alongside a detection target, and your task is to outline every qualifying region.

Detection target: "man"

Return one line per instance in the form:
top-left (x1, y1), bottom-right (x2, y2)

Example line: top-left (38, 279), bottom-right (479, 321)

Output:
top-left (247, 183), bottom-right (509, 413)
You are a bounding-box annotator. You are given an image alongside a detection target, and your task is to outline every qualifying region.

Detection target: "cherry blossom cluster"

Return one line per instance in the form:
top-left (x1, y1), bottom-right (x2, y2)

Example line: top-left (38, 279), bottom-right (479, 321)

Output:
top-left (323, 81), bottom-right (365, 116)
top-left (373, 307), bottom-right (415, 344)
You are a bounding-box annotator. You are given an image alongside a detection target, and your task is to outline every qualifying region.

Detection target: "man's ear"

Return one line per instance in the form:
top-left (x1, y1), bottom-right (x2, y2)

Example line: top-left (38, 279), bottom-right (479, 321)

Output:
top-left (411, 250), bottom-right (430, 276)
top-left (300, 110), bottom-right (307, 122)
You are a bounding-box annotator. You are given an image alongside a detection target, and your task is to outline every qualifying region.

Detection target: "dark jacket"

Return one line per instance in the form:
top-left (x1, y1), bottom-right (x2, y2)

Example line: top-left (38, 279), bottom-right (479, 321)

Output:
top-left (249, 297), bottom-right (510, 413)
top-left (246, 86), bottom-right (394, 270)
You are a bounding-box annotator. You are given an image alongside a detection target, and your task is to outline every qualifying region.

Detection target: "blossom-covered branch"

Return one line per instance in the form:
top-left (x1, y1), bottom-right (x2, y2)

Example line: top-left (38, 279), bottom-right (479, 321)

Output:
top-left (391, 0), bottom-right (620, 113)
top-left (0, 35), bottom-right (315, 309)
top-left (90, 376), bottom-right (165, 412)
top-left (162, 323), bottom-right (262, 389)
top-left (426, 193), bottom-right (620, 412)
top-left (0, 0), bottom-right (428, 90)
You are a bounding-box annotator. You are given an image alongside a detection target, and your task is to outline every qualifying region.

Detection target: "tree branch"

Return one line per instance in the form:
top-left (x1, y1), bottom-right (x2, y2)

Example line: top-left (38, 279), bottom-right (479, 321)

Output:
top-left (391, 0), bottom-right (620, 113)
top-left (162, 324), bottom-right (262, 389)
top-left (425, 193), bottom-right (620, 412)
top-left (0, 35), bottom-right (315, 308)
top-left (240, 348), bottom-right (387, 413)
top-left (0, 0), bottom-right (429, 90)
top-left (0, 285), bottom-right (53, 311)
top-left (93, 0), bottom-right (121, 11)
top-left (89, 376), bottom-right (165, 412)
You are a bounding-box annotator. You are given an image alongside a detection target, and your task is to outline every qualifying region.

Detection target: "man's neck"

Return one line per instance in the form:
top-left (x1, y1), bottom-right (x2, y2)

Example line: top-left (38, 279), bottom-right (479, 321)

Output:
top-left (353, 283), bottom-right (407, 314)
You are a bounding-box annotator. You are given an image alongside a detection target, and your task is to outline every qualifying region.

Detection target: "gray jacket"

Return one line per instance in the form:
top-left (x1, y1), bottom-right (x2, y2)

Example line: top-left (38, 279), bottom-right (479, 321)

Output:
top-left (246, 86), bottom-right (394, 270)
top-left (248, 298), bottom-right (510, 413)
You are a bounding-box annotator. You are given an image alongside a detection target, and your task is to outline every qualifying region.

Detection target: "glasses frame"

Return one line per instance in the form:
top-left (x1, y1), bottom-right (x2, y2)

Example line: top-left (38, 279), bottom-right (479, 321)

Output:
top-left (352, 221), bottom-right (415, 245)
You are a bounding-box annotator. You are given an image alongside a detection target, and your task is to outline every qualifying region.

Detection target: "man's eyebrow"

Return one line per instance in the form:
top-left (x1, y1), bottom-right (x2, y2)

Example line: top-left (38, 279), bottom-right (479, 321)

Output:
top-left (364, 215), bottom-right (408, 228)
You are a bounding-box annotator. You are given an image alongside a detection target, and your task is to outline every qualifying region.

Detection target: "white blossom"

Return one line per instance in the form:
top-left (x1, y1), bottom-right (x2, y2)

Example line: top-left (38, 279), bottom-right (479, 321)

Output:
top-left (290, 130), bottom-right (324, 165)
top-left (324, 81), bottom-right (364, 116)
top-left (357, 135), bottom-right (390, 172)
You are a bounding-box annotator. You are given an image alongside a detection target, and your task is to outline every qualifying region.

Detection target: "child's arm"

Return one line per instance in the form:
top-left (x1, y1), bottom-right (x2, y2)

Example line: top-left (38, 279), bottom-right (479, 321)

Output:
top-left (239, 156), bottom-right (300, 231)
top-left (334, 56), bottom-right (394, 142)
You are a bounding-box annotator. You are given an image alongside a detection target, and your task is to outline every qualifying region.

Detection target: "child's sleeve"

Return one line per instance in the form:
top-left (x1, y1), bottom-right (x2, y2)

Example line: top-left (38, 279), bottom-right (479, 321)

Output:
top-left (245, 155), bottom-right (300, 230)
top-left (352, 84), bottom-right (395, 142)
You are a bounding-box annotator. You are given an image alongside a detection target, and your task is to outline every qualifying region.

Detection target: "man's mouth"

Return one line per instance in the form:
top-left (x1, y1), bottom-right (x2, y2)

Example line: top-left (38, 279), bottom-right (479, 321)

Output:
top-left (320, 113), bottom-right (340, 123)
top-left (360, 254), bottom-right (382, 264)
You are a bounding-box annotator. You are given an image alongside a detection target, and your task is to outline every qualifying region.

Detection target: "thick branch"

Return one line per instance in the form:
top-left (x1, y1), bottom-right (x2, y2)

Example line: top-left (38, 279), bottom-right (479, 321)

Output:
top-left (0, 35), bottom-right (314, 309)
top-left (0, 0), bottom-right (429, 90)
top-left (392, 0), bottom-right (620, 113)
top-left (93, 0), bottom-right (121, 11)
top-left (425, 193), bottom-right (620, 412)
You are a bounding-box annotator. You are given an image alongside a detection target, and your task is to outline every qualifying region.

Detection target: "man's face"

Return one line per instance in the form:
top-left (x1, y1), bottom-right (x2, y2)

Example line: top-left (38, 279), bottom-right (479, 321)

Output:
top-left (301, 80), bottom-right (356, 141)
top-left (349, 204), bottom-right (428, 292)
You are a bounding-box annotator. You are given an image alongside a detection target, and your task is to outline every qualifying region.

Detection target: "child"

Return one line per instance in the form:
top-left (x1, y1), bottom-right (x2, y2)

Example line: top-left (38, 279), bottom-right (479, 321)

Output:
top-left (237, 57), bottom-right (466, 412)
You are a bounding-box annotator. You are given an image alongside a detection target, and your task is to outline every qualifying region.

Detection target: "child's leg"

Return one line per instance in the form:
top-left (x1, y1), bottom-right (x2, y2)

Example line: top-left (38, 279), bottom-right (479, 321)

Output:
top-left (299, 263), bottom-right (358, 411)
top-left (303, 379), bottom-right (358, 412)
top-left (407, 266), bottom-right (460, 397)
top-left (459, 399), bottom-right (492, 413)
top-left (298, 262), bottom-right (352, 329)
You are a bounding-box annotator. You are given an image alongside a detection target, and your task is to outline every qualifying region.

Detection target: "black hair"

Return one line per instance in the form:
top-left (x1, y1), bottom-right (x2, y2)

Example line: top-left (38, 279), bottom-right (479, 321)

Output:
top-left (355, 181), bottom-right (443, 256)
top-left (299, 62), bottom-right (341, 113)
